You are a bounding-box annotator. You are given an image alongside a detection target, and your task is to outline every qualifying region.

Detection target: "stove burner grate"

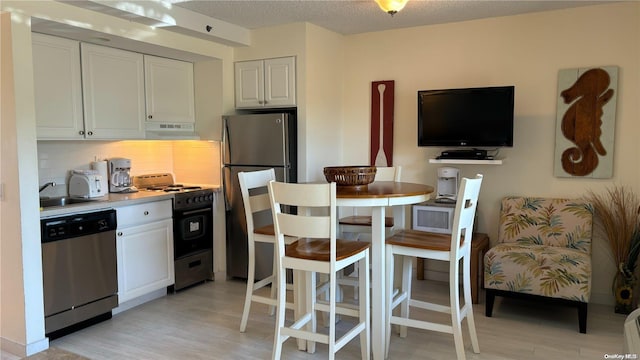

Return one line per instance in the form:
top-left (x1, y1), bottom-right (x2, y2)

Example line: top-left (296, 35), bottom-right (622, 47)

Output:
top-left (144, 184), bottom-right (202, 192)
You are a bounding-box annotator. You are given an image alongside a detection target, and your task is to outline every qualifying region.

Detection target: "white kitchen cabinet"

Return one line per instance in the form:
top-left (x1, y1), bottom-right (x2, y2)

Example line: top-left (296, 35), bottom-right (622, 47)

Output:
top-left (32, 33), bottom-right (84, 139)
top-left (116, 200), bottom-right (174, 304)
top-left (235, 56), bottom-right (296, 109)
top-left (144, 55), bottom-right (195, 125)
top-left (81, 43), bottom-right (146, 139)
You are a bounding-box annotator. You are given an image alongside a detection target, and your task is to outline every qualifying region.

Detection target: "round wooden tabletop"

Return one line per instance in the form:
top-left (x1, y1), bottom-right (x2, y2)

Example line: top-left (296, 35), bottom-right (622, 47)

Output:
top-left (335, 181), bottom-right (434, 199)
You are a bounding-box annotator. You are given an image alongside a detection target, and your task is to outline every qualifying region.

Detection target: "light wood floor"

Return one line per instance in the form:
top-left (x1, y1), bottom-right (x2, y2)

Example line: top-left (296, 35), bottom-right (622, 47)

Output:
top-left (5, 279), bottom-right (628, 359)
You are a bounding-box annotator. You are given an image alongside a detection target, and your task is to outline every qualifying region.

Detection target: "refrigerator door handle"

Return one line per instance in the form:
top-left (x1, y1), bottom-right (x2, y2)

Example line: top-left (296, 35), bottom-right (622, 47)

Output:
top-left (222, 118), bottom-right (230, 165)
top-left (222, 168), bottom-right (231, 211)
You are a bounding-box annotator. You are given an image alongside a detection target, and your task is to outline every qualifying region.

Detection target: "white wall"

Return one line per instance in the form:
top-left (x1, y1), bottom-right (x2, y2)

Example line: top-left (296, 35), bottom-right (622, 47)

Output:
top-left (340, 2), bottom-right (640, 304)
top-left (1, 12), bottom-right (49, 356)
top-left (304, 24), bottom-right (346, 181)
top-left (1, 11), bottom-right (29, 355)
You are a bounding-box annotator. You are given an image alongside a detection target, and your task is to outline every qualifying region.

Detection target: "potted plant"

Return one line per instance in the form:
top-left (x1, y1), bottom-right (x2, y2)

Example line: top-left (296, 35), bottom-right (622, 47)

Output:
top-left (586, 185), bottom-right (640, 314)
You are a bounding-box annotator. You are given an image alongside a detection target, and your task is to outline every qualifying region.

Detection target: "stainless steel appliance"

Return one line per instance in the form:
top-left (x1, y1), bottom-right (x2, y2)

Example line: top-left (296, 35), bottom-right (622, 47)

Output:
top-left (222, 112), bottom-right (297, 280)
top-left (134, 173), bottom-right (214, 290)
top-left (68, 169), bottom-right (107, 198)
top-left (40, 209), bottom-right (118, 338)
top-left (108, 157), bottom-right (137, 193)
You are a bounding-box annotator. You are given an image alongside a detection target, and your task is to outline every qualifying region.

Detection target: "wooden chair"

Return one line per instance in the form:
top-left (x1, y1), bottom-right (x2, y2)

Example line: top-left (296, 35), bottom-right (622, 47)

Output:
top-left (339, 166), bottom-right (401, 239)
top-left (385, 174), bottom-right (483, 360)
top-left (268, 181), bottom-right (370, 360)
top-left (238, 169), bottom-right (297, 332)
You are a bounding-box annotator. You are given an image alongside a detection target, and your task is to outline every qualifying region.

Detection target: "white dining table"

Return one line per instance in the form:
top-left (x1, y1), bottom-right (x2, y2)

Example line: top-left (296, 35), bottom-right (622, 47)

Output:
top-left (336, 181), bottom-right (433, 359)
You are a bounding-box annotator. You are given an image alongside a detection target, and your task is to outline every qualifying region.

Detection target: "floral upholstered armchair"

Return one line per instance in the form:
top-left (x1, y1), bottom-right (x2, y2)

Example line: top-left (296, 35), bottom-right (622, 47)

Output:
top-left (484, 196), bottom-right (593, 333)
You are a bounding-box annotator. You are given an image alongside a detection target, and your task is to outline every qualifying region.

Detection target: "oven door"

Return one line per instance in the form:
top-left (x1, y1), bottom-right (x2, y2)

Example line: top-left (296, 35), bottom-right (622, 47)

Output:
top-left (173, 206), bottom-right (213, 259)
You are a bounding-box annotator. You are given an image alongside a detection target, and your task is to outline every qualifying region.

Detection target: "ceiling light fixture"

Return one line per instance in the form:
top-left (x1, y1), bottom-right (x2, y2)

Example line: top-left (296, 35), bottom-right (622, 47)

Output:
top-left (375, 0), bottom-right (409, 16)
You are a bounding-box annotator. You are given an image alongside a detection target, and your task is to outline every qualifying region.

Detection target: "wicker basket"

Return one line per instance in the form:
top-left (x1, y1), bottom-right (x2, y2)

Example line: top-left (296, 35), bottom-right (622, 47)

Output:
top-left (323, 166), bottom-right (377, 189)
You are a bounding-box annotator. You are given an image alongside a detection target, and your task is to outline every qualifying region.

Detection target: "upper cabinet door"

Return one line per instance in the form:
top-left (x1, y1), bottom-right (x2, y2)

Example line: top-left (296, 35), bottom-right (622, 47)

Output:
top-left (81, 43), bottom-right (145, 139)
top-left (32, 33), bottom-right (84, 140)
top-left (234, 57), bottom-right (296, 109)
top-left (264, 57), bottom-right (296, 108)
top-left (144, 55), bottom-right (195, 124)
top-left (235, 59), bottom-right (264, 109)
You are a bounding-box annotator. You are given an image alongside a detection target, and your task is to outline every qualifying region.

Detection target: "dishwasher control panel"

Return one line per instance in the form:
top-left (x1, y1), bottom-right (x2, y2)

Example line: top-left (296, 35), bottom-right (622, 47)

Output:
top-left (41, 209), bottom-right (117, 242)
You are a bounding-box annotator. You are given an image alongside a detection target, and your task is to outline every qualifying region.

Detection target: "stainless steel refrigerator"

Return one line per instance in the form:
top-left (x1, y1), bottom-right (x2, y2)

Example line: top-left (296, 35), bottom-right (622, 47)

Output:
top-left (223, 112), bottom-right (297, 280)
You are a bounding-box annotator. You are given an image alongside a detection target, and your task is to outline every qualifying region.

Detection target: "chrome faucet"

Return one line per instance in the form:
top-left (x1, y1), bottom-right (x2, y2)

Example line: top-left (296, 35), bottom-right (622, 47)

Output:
top-left (39, 182), bottom-right (56, 193)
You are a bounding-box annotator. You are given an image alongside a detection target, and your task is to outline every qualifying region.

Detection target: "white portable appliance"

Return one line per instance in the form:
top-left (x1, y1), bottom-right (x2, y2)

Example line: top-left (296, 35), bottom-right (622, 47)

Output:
top-left (108, 158), bottom-right (137, 193)
top-left (68, 170), bottom-right (106, 198)
top-left (435, 167), bottom-right (460, 203)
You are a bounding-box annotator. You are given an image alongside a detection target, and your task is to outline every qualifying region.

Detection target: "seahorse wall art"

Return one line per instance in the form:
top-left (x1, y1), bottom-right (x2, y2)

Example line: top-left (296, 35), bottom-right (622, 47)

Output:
top-left (554, 66), bottom-right (618, 178)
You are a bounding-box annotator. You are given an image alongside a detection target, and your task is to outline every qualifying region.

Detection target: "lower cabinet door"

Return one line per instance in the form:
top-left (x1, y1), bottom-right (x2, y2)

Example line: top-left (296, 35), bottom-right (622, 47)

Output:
top-left (116, 219), bottom-right (174, 303)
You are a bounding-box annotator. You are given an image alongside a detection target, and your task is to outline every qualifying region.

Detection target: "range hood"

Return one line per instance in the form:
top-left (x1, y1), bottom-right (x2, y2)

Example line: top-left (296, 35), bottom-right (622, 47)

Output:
top-left (145, 122), bottom-right (200, 140)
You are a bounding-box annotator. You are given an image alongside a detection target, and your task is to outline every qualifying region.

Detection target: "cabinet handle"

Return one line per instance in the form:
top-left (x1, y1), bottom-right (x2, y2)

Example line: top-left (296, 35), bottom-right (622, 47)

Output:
top-left (117, 232), bottom-right (123, 236)
top-left (87, 131), bottom-right (93, 136)
top-left (148, 115), bottom-right (153, 119)
top-left (144, 211), bottom-right (149, 215)
top-left (264, 100), bottom-right (268, 104)
top-left (79, 130), bottom-right (85, 135)
top-left (258, 101), bottom-right (263, 105)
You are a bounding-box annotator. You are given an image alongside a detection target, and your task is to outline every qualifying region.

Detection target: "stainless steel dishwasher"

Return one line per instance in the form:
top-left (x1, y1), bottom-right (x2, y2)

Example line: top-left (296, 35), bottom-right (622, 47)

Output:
top-left (41, 209), bottom-right (118, 337)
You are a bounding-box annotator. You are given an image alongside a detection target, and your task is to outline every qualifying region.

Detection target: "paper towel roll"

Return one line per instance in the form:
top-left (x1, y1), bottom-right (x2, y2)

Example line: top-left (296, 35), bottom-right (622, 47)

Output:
top-left (91, 160), bottom-right (109, 194)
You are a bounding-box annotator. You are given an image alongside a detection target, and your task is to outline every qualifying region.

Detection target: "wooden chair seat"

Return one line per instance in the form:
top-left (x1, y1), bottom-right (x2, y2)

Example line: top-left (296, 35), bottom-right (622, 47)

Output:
top-left (387, 230), bottom-right (461, 251)
top-left (339, 215), bottom-right (394, 228)
top-left (286, 238), bottom-right (370, 261)
top-left (254, 224), bottom-right (275, 236)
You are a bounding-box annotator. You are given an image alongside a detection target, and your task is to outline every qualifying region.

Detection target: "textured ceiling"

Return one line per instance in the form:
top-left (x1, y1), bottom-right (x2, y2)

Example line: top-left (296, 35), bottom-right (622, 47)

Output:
top-left (172, 0), bottom-right (609, 35)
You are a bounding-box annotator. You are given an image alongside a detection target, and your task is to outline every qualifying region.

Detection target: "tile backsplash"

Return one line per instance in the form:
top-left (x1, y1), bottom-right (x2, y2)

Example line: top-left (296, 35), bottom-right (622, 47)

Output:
top-left (37, 140), bottom-right (220, 197)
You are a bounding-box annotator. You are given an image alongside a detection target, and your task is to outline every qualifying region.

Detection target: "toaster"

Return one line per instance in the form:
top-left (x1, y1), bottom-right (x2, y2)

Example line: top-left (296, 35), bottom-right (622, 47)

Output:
top-left (68, 170), bottom-right (106, 198)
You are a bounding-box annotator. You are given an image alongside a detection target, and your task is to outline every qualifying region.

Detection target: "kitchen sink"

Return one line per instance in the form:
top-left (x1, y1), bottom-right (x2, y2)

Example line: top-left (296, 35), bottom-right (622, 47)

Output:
top-left (40, 196), bottom-right (97, 208)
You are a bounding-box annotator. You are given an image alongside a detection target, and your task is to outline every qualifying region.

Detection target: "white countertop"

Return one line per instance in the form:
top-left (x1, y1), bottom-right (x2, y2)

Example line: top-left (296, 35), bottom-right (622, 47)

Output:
top-left (39, 186), bottom-right (221, 218)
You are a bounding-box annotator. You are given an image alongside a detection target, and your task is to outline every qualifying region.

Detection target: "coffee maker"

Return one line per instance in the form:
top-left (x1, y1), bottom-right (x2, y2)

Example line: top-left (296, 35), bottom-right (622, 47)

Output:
top-left (435, 167), bottom-right (459, 203)
top-left (108, 158), bottom-right (137, 193)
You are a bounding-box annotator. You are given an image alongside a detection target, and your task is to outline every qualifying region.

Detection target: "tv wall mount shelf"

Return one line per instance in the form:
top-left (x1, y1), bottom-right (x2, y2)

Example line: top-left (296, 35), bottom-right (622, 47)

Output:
top-left (430, 148), bottom-right (503, 165)
top-left (429, 158), bottom-right (503, 165)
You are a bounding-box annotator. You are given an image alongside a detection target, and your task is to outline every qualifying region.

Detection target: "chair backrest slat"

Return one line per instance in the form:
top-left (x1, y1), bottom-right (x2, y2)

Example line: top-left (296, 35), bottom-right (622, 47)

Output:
top-left (277, 213), bottom-right (332, 239)
top-left (450, 174), bottom-right (483, 256)
top-left (269, 181), bottom-right (337, 262)
top-left (238, 169), bottom-right (277, 235)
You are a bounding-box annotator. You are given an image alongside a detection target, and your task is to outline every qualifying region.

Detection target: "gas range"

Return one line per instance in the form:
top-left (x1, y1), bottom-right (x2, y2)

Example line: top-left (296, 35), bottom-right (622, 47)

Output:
top-left (133, 173), bottom-right (214, 210)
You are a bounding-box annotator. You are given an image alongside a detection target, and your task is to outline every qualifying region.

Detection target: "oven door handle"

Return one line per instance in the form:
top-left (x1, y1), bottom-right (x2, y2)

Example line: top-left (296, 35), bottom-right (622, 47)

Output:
top-left (180, 208), bottom-right (211, 216)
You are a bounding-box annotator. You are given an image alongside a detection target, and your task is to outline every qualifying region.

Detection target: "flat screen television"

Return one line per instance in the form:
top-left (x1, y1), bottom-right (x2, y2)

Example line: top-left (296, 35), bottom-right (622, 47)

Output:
top-left (418, 86), bottom-right (514, 147)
